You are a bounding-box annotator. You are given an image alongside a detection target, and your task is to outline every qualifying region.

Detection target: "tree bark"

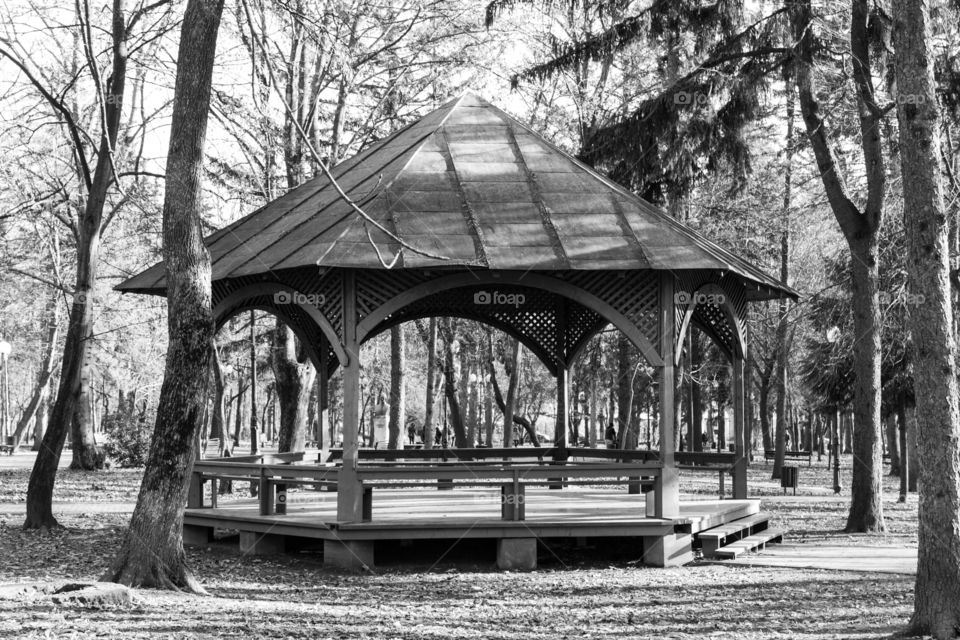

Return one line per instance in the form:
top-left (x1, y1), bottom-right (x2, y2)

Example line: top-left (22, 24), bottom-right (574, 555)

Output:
top-left (70, 361), bottom-right (104, 469)
top-left (503, 338), bottom-right (522, 447)
top-left (249, 311), bottom-right (258, 454)
top-left (104, 0), bottom-right (223, 590)
top-left (421, 318), bottom-right (437, 448)
top-left (387, 325), bottom-right (405, 449)
top-left (210, 346), bottom-right (226, 447)
top-left (894, 2), bottom-right (960, 634)
top-left (885, 413), bottom-right (900, 476)
top-left (438, 319), bottom-right (467, 447)
top-left (274, 323), bottom-right (315, 453)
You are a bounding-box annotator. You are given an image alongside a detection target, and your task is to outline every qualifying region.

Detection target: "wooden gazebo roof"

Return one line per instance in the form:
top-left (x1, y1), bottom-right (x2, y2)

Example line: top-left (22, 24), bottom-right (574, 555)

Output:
top-left (118, 94), bottom-right (794, 301)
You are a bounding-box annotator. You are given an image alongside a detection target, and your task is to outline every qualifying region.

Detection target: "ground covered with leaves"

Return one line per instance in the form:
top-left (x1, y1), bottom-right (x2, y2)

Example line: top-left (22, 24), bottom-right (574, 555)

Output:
top-left (0, 455), bottom-right (919, 638)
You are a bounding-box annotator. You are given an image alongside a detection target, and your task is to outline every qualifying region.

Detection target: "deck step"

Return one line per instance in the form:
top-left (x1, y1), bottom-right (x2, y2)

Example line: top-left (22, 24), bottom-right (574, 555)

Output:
top-left (697, 513), bottom-right (770, 557)
top-left (713, 528), bottom-right (784, 559)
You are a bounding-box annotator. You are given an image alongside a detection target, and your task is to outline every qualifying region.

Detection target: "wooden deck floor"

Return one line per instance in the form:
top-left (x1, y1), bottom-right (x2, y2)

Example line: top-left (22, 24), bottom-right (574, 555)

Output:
top-left (185, 488), bottom-right (759, 542)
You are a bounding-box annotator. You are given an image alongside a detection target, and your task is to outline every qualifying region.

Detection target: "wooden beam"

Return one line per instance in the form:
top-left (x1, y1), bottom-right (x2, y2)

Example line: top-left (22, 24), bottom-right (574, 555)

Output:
top-left (338, 269), bottom-right (364, 522)
top-left (656, 273), bottom-right (680, 517)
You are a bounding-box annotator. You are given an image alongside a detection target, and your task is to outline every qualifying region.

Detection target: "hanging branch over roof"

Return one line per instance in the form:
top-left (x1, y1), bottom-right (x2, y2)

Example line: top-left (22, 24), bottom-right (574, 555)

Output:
top-left (237, 0), bottom-right (450, 268)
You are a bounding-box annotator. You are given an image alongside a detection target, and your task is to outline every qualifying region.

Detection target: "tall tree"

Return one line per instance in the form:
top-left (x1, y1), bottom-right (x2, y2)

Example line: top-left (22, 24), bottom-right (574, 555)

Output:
top-left (790, 0), bottom-right (885, 532)
top-left (387, 324), bottom-right (405, 449)
top-left (21, 0), bottom-right (136, 528)
top-left (104, 0), bottom-right (224, 590)
top-left (893, 1), bottom-right (960, 635)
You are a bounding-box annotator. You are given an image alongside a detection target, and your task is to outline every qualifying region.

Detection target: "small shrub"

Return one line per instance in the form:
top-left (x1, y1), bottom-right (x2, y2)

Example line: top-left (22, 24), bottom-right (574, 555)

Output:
top-left (102, 409), bottom-right (154, 468)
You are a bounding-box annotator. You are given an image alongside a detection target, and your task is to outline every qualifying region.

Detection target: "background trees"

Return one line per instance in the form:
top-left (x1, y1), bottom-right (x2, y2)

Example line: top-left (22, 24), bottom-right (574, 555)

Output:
top-left (0, 1), bottom-right (958, 618)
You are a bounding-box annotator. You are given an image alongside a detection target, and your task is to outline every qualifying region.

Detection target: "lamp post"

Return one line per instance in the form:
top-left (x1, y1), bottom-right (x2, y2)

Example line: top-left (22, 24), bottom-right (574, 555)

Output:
top-left (0, 340), bottom-right (11, 443)
top-left (824, 327), bottom-right (842, 494)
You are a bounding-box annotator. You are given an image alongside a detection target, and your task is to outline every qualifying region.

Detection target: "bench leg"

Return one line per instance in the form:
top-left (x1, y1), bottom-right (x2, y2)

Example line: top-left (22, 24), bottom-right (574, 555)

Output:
top-left (497, 538), bottom-right (537, 570)
top-left (324, 540), bottom-right (374, 570)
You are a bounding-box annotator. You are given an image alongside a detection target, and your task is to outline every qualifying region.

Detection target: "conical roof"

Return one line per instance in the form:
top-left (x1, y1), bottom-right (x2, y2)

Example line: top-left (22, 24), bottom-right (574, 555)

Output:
top-left (118, 93), bottom-right (794, 300)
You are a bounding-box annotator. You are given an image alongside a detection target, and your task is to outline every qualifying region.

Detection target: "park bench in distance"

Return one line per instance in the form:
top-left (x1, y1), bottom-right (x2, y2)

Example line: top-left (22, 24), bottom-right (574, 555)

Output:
top-left (763, 449), bottom-right (812, 466)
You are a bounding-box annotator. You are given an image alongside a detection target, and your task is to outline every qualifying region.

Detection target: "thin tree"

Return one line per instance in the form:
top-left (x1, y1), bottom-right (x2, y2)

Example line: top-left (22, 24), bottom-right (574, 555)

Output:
top-left (387, 324), bottom-right (405, 449)
top-left (790, 0), bottom-right (886, 532)
top-left (892, 1), bottom-right (960, 635)
top-left (104, 0), bottom-right (224, 590)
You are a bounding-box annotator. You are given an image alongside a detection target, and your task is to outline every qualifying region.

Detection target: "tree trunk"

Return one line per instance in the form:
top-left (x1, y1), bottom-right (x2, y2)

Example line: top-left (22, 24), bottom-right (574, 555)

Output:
top-left (894, 2), bottom-right (960, 633)
top-left (885, 413), bottom-right (900, 476)
top-left (616, 334), bottom-right (631, 447)
top-left (690, 332), bottom-right (703, 451)
top-left (906, 405), bottom-right (919, 492)
top-left (422, 319), bottom-right (437, 448)
top-left (104, 0), bottom-right (223, 591)
top-left (233, 381), bottom-right (245, 446)
top-left (210, 347), bottom-right (226, 448)
top-left (845, 239), bottom-right (884, 533)
top-left (11, 300), bottom-right (59, 449)
top-left (443, 318), bottom-right (469, 448)
top-left (387, 325), bottom-right (405, 449)
top-left (503, 338), bottom-right (522, 447)
top-left (773, 75), bottom-right (795, 477)
top-left (274, 323), bottom-right (315, 453)
top-left (70, 361), bottom-right (104, 469)
top-left (792, 0), bottom-right (885, 534)
top-left (24, 0), bottom-right (130, 529)
top-left (32, 393), bottom-right (50, 452)
top-left (249, 311), bottom-right (258, 454)
top-left (485, 336), bottom-right (537, 445)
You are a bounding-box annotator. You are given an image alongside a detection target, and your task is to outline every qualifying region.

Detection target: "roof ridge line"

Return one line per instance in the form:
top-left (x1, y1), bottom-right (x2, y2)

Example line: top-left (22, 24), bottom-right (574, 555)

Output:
top-left (437, 127), bottom-right (489, 268)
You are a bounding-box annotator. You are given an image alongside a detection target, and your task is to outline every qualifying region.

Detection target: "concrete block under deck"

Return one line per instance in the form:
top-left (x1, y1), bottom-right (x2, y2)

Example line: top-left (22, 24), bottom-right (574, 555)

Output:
top-left (497, 538), bottom-right (537, 570)
top-left (182, 524), bottom-right (213, 546)
top-left (642, 532), bottom-right (694, 567)
top-left (324, 540), bottom-right (374, 570)
top-left (239, 531), bottom-right (285, 555)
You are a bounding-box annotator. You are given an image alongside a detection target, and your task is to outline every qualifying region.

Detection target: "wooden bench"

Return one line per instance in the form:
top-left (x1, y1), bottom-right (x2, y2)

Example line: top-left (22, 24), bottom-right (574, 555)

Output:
top-left (0, 444), bottom-right (14, 455)
top-left (763, 450), bottom-right (812, 466)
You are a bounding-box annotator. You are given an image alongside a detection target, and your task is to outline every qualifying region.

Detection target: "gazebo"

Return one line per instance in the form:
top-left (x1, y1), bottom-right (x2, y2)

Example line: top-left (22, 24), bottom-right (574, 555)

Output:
top-left (119, 94), bottom-right (794, 568)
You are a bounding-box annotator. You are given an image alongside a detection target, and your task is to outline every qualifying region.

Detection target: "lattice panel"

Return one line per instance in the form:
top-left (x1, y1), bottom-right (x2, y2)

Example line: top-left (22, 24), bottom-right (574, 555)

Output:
top-left (674, 272), bottom-right (748, 356)
top-left (367, 284), bottom-right (587, 374)
top-left (564, 303), bottom-right (606, 361)
top-left (355, 269), bottom-right (432, 322)
top-left (211, 268), bottom-right (341, 373)
top-left (560, 270), bottom-right (660, 347)
top-left (692, 302), bottom-right (735, 356)
top-left (213, 292), bottom-right (334, 372)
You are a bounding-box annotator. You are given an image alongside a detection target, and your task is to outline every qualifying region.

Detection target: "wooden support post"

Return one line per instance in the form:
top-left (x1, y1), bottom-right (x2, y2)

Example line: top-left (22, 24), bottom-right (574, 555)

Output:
top-left (338, 270), bottom-right (365, 522)
top-left (732, 354), bottom-right (748, 499)
top-left (501, 483), bottom-right (526, 520)
top-left (187, 472), bottom-right (203, 508)
top-left (550, 364), bottom-right (569, 489)
top-left (655, 274), bottom-right (680, 518)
